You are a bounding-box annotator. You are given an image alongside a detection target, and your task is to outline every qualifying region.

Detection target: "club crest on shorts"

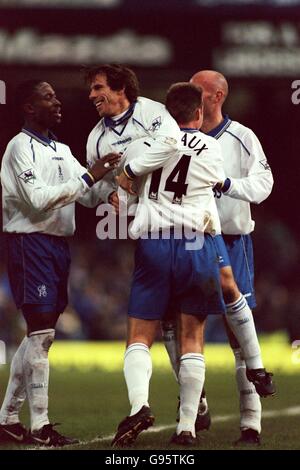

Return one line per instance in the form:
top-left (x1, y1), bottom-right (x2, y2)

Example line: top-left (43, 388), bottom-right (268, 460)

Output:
top-left (37, 284), bottom-right (47, 297)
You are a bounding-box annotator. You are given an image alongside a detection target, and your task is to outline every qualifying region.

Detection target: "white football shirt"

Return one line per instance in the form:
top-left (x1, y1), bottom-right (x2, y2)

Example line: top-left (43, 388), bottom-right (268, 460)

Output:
top-left (207, 116), bottom-right (274, 234)
top-left (122, 129), bottom-right (225, 238)
top-left (1, 129), bottom-right (96, 236)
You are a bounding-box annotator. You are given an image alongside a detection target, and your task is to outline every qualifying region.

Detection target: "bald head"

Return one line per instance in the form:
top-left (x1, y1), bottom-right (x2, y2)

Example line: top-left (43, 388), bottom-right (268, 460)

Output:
top-left (190, 70), bottom-right (228, 103)
top-left (190, 70), bottom-right (228, 130)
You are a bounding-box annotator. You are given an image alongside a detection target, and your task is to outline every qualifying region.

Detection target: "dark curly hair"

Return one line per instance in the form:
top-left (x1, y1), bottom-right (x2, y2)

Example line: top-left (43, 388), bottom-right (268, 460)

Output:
top-left (84, 64), bottom-right (140, 104)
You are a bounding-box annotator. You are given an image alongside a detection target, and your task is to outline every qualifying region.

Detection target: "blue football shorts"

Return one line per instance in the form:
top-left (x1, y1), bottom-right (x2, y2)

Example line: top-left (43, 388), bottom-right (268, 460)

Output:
top-left (7, 233), bottom-right (70, 314)
top-left (128, 232), bottom-right (225, 320)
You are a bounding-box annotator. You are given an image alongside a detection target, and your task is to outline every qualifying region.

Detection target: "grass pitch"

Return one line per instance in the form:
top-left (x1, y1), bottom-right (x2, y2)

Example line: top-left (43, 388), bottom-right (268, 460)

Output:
top-left (0, 332), bottom-right (299, 451)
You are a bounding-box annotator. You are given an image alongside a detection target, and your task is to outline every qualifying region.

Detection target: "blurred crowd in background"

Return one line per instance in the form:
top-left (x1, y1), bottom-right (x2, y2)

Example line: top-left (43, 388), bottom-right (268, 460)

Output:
top-left (1, 0), bottom-right (300, 346)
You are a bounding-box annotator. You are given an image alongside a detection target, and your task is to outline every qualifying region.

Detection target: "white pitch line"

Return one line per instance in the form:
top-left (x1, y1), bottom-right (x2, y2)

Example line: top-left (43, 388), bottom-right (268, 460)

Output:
top-left (62, 405), bottom-right (300, 449)
top-left (28, 405), bottom-right (300, 450)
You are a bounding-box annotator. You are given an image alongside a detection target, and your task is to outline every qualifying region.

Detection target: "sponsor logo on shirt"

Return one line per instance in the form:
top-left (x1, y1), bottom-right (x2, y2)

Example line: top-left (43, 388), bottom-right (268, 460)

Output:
top-left (112, 137), bottom-right (132, 146)
top-left (18, 168), bottom-right (35, 184)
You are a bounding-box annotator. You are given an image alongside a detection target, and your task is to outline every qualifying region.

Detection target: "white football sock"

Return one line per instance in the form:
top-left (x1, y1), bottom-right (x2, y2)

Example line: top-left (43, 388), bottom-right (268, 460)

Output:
top-left (225, 295), bottom-right (263, 369)
top-left (177, 353), bottom-right (205, 437)
top-left (23, 329), bottom-right (55, 432)
top-left (162, 323), bottom-right (179, 380)
top-left (123, 343), bottom-right (152, 416)
top-left (233, 348), bottom-right (261, 433)
top-left (0, 336), bottom-right (28, 425)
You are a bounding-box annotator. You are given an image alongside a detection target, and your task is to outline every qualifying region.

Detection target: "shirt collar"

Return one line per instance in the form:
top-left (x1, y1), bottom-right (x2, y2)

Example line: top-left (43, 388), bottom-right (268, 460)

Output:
top-left (180, 127), bottom-right (199, 133)
top-left (205, 115), bottom-right (231, 139)
top-left (104, 102), bottom-right (136, 128)
top-left (22, 127), bottom-right (57, 146)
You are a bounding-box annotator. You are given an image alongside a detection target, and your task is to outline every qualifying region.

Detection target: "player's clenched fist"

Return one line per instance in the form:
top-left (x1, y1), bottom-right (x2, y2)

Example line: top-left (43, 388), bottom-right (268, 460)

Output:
top-left (89, 153), bottom-right (121, 182)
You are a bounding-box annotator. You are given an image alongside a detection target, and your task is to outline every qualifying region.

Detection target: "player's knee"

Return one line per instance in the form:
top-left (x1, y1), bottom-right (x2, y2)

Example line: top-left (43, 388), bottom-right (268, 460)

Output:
top-left (127, 335), bottom-right (153, 348)
top-left (127, 318), bottom-right (159, 347)
top-left (180, 322), bottom-right (204, 354)
top-left (22, 305), bottom-right (60, 335)
top-left (180, 338), bottom-right (204, 355)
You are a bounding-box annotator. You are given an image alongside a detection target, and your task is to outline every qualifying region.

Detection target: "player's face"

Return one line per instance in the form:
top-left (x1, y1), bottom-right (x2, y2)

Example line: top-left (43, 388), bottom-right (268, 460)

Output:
top-left (190, 78), bottom-right (216, 119)
top-left (29, 82), bottom-right (62, 128)
top-left (89, 74), bottom-right (126, 117)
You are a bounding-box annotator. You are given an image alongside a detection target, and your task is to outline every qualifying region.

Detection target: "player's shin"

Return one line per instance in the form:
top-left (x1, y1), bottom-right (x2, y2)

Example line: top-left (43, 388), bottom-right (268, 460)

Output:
top-left (123, 343), bottom-right (152, 416)
top-left (23, 329), bottom-right (55, 432)
top-left (0, 336), bottom-right (28, 425)
top-left (177, 353), bottom-right (205, 437)
top-left (233, 348), bottom-right (262, 433)
top-left (225, 295), bottom-right (263, 370)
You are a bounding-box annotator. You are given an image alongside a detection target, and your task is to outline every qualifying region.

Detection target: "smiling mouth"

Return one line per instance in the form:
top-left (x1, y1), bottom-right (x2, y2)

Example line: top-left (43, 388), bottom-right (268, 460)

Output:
top-left (95, 98), bottom-right (106, 110)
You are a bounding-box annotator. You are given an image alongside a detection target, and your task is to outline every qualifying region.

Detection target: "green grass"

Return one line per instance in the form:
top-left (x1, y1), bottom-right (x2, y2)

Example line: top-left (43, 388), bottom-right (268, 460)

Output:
top-left (0, 333), bottom-right (299, 450)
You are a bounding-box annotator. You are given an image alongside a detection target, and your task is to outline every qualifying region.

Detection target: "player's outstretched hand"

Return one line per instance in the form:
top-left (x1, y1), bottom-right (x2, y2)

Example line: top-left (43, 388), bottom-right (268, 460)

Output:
top-left (89, 153), bottom-right (121, 182)
top-left (116, 171), bottom-right (137, 195)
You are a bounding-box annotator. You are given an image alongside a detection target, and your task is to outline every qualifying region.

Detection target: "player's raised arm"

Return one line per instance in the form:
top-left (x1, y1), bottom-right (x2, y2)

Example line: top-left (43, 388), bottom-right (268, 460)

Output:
top-left (6, 143), bottom-right (119, 212)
